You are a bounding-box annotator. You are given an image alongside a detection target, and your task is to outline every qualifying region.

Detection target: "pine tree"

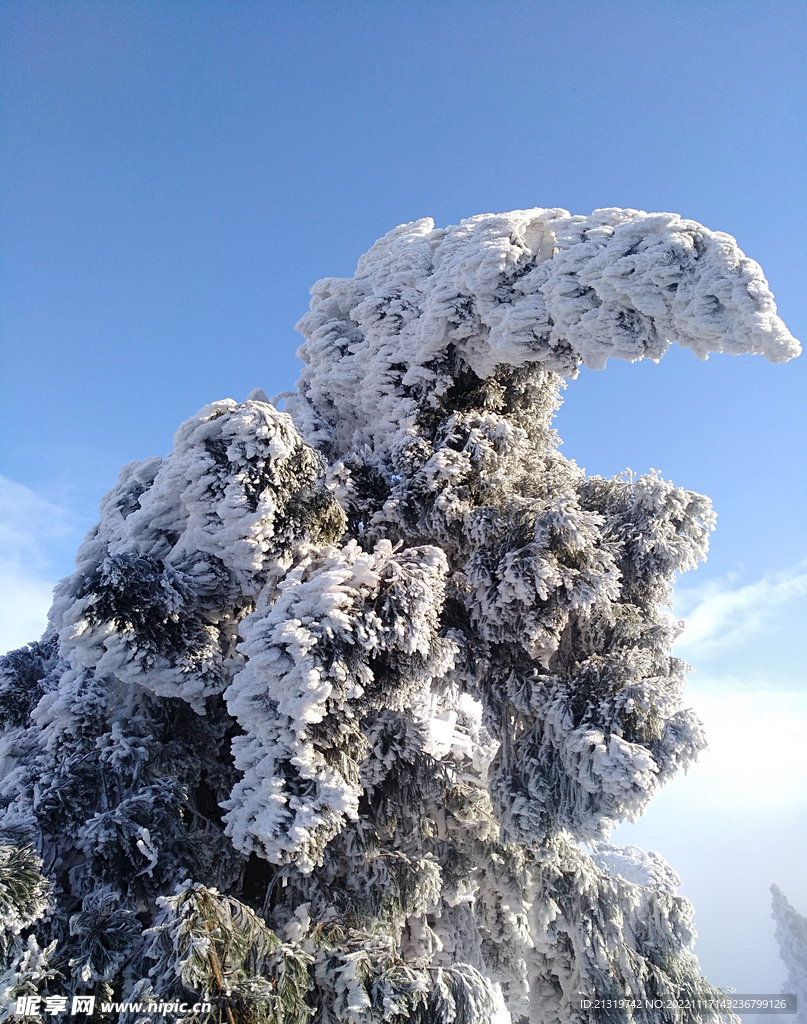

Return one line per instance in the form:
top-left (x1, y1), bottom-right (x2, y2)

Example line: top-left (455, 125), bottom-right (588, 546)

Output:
top-left (0, 208), bottom-right (799, 1024)
top-left (771, 885), bottom-right (807, 1023)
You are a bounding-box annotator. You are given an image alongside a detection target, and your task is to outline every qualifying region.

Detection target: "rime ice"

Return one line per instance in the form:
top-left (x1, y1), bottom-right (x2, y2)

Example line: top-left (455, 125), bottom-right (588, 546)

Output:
top-left (2, 207), bottom-right (798, 1023)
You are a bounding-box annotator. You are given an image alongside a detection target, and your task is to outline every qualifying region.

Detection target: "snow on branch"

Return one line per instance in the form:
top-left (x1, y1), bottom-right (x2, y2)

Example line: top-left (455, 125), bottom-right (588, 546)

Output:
top-left (290, 207), bottom-right (799, 457)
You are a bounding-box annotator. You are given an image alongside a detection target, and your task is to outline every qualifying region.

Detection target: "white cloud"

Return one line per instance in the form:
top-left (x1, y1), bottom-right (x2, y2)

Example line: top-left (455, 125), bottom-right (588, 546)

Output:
top-left (0, 475), bottom-right (73, 654)
top-left (665, 566), bottom-right (807, 812)
top-left (614, 680), bottom-right (807, 996)
top-left (673, 566), bottom-right (807, 654)
top-left (0, 568), bottom-right (57, 653)
top-left (614, 566), bottom-right (807, 995)
top-left (677, 681), bottom-right (807, 812)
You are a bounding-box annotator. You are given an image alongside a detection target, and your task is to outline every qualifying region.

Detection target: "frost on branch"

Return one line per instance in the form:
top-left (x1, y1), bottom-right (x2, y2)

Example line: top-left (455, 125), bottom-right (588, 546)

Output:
top-left (224, 539), bottom-right (454, 871)
top-left (0, 839), bottom-right (55, 1020)
top-left (771, 885), bottom-right (807, 1023)
top-left (1, 206), bottom-right (794, 1022)
top-left (49, 399), bottom-right (345, 711)
top-left (288, 207), bottom-right (799, 462)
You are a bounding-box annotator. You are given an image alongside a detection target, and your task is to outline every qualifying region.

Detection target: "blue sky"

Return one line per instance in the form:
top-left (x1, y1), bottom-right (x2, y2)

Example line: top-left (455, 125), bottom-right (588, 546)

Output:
top-left (1, 0), bottom-right (805, 998)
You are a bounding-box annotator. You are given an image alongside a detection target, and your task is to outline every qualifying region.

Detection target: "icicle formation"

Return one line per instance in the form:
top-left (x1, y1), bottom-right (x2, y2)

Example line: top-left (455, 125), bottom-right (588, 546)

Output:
top-left (771, 886), bottom-right (807, 1023)
top-left (1, 206), bottom-right (797, 1024)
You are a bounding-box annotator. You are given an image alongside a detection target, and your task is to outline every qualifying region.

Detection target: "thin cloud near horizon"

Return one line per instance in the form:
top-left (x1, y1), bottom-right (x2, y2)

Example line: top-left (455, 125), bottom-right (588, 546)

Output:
top-left (0, 475), bottom-right (74, 653)
top-left (675, 566), bottom-right (807, 645)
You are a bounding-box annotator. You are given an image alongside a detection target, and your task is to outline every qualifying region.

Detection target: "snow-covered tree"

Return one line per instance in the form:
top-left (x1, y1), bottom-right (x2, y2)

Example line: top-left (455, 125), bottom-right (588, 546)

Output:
top-left (772, 885), bottom-right (807, 1022)
top-left (0, 207), bottom-right (799, 1024)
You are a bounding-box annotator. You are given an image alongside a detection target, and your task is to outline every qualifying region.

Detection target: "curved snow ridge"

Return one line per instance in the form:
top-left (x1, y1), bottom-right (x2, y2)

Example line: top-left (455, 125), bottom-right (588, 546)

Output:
top-left (589, 842), bottom-right (683, 894)
top-left (294, 206), bottom-right (799, 401)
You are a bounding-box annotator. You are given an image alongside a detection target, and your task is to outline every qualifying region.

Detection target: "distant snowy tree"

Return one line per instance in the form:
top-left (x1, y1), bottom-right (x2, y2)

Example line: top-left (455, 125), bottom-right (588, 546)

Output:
top-left (772, 885), bottom-right (807, 1022)
top-left (0, 208), bottom-right (799, 1024)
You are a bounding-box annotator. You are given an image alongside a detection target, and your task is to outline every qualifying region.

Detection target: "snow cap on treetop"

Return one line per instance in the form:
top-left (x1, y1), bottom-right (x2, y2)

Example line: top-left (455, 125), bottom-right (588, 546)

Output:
top-left (291, 206), bottom-right (798, 460)
top-left (300, 207), bottom-right (799, 375)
